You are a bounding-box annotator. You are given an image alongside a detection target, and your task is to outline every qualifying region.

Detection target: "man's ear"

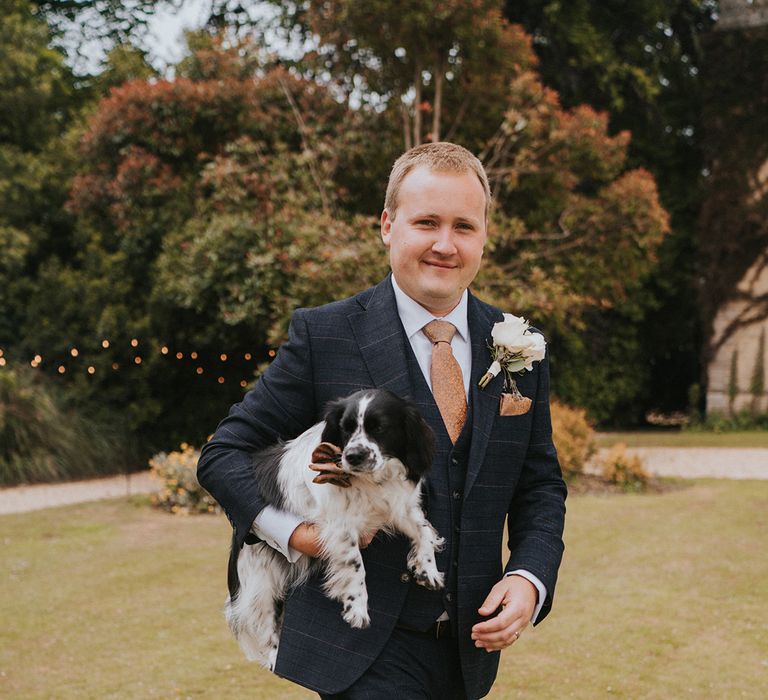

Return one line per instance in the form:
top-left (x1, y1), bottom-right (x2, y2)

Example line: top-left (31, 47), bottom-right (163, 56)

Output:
top-left (380, 209), bottom-right (392, 247)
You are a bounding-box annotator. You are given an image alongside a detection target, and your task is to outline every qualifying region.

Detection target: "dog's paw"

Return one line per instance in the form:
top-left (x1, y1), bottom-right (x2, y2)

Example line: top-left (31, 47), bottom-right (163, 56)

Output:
top-left (410, 564), bottom-right (445, 591)
top-left (342, 599), bottom-right (371, 629)
top-left (266, 645), bottom-right (278, 672)
top-left (432, 535), bottom-right (446, 553)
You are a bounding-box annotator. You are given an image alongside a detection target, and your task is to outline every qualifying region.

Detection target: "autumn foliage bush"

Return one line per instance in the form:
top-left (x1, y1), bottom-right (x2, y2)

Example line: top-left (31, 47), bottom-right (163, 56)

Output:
top-left (599, 443), bottom-right (650, 491)
top-left (149, 444), bottom-right (219, 515)
top-left (550, 399), bottom-right (597, 478)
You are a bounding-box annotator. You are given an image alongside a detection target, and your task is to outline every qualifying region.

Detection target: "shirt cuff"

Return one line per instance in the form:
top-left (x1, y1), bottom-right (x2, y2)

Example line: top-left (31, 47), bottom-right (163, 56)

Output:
top-left (251, 506), bottom-right (305, 563)
top-left (505, 569), bottom-right (547, 624)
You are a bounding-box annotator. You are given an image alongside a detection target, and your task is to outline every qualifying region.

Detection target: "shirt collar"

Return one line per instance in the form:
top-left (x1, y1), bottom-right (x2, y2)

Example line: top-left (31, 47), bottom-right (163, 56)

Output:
top-left (391, 275), bottom-right (469, 342)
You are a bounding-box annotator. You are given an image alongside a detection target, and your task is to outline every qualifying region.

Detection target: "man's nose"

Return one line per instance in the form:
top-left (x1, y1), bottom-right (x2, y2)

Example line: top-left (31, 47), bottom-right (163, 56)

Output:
top-left (432, 227), bottom-right (457, 255)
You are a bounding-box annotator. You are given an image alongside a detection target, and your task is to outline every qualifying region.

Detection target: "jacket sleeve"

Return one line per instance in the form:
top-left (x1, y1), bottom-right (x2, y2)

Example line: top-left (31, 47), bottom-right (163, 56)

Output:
top-left (503, 346), bottom-right (567, 625)
top-left (197, 308), bottom-right (317, 548)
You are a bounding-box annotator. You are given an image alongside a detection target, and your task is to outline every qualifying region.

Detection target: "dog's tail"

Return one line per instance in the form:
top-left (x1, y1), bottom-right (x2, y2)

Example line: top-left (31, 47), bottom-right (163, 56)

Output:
top-left (227, 531), bottom-right (240, 601)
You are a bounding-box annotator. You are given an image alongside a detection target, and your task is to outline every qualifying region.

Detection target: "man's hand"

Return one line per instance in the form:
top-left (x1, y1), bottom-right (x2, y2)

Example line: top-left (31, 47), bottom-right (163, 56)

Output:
top-left (471, 575), bottom-right (537, 652)
top-left (287, 523), bottom-right (378, 558)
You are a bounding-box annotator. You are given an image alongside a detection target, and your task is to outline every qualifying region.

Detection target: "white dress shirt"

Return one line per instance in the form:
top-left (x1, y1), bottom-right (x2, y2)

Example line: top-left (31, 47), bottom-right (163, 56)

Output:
top-left (252, 275), bottom-right (547, 622)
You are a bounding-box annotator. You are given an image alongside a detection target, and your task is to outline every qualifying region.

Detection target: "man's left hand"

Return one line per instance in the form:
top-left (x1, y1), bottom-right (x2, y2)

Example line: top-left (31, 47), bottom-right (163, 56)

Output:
top-left (471, 575), bottom-right (537, 651)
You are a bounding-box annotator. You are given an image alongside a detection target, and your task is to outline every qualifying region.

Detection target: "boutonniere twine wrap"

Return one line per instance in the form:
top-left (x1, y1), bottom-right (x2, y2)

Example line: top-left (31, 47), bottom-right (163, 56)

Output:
top-left (478, 314), bottom-right (546, 415)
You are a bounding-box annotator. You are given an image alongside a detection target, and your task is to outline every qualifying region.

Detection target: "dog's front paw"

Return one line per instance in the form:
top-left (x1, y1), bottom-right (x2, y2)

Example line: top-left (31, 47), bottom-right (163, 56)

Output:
top-left (408, 550), bottom-right (444, 590)
top-left (410, 564), bottom-right (445, 591)
top-left (432, 535), bottom-right (446, 553)
top-left (342, 598), bottom-right (371, 629)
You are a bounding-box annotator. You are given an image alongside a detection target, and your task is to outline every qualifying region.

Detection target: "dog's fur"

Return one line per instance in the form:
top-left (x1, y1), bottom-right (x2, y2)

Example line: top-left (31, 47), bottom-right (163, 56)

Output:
top-left (225, 389), bottom-right (444, 669)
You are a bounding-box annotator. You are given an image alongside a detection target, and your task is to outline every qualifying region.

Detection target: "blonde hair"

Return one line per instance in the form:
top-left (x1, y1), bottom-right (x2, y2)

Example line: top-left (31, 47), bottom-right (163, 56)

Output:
top-left (384, 142), bottom-right (491, 220)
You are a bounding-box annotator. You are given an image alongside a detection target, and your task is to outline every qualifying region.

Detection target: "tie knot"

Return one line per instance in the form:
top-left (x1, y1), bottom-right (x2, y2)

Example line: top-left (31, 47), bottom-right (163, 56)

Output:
top-left (423, 319), bottom-right (457, 345)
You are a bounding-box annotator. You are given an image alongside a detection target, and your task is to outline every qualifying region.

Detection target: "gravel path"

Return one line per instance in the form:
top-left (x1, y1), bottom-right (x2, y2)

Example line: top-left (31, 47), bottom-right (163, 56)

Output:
top-left (0, 471), bottom-right (157, 515)
top-left (1, 447), bottom-right (767, 515)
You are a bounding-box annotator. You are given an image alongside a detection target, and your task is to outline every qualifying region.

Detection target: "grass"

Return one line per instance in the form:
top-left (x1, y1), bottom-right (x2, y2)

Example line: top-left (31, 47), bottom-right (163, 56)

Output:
top-left (596, 430), bottom-right (768, 448)
top-left (2, 482), bottom-right (767, 699)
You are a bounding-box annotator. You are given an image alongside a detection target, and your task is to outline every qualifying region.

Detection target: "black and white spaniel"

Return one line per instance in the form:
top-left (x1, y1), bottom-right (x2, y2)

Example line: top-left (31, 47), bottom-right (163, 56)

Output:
top-left (225, 389), bottom-right (444, 669)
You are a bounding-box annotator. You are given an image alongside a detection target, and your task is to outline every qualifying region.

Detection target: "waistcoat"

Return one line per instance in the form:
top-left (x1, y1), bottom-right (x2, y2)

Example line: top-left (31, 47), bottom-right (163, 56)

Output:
top-left (397, 336), bottom-right (474, 630)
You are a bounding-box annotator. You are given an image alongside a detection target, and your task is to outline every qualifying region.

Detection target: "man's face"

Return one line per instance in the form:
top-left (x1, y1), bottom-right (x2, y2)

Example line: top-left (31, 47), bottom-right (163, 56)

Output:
top-left (381, 166), bottom-right (487, 316)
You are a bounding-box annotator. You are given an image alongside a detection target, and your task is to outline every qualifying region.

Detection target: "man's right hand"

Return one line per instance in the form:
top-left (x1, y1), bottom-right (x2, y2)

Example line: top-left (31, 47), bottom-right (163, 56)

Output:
top-left (288, 523), bottom-right (378, 558)
top-left (288, 523), bottom-right (323, 557)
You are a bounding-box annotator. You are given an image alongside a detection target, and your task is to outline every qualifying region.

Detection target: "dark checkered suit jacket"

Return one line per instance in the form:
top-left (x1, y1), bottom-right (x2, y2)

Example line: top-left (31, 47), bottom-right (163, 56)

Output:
top-left (197, 275), bottom-right (566, 698)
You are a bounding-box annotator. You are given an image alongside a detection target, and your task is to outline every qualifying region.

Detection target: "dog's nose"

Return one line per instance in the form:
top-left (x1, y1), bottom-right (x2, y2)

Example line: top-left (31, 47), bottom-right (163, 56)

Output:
top-left (345, 446), bottom-right (371, 468)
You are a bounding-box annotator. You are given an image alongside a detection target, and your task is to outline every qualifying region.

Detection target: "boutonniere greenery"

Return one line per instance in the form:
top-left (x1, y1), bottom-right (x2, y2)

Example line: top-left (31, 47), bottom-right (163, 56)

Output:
top-left (478, 314), bottom-right (546, 415)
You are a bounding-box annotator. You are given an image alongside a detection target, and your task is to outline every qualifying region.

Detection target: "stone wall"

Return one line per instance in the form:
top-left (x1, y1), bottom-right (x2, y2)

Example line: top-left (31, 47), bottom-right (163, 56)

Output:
top-left (706, 254), bottom-right (768, 414)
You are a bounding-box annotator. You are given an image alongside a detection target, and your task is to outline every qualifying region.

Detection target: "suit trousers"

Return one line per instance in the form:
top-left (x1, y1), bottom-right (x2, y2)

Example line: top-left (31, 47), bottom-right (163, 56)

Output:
top-left (319, 627), bottom-right (467, 700)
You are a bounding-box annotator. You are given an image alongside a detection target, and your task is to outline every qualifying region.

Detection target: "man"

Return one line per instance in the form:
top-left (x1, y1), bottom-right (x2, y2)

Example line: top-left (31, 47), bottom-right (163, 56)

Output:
top-left (197, 142), bottom-right (566, 699)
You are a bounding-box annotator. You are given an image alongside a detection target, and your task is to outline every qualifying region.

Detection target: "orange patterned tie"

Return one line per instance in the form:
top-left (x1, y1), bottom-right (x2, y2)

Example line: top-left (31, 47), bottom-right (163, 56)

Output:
top-left (423, 320), bottom-right (467, 444)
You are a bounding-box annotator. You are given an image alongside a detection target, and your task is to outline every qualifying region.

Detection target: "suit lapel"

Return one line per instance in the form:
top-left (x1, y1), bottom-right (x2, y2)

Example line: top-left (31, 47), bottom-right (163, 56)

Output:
top-left (465, 293), bottom-right (504, 498)
top-left (347, 276), bottom-right (413, 399)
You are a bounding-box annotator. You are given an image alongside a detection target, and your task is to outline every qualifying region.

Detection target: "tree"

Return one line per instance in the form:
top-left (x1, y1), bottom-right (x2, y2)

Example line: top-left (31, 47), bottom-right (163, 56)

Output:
top-left (501, 0), bottom-right (718, 418)
top-left (260, 0), bottom-right (536, 151)
top-left (0, 0), bottom-right (80, 345)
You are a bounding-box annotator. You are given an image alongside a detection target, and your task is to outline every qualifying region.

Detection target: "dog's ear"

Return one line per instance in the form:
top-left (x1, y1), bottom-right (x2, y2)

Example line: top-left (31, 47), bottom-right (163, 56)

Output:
top-left (404, 405), bottom-right (435, 481)
top-left (321, 398), bottom-right (346, 447)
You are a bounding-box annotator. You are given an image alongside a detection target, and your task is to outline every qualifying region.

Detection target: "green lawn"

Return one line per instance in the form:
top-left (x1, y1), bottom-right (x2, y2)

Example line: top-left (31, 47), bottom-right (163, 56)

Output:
top-left (596, 430), bottom-right (768, 448)
top-left (2, 482), bottom-right (767, 699)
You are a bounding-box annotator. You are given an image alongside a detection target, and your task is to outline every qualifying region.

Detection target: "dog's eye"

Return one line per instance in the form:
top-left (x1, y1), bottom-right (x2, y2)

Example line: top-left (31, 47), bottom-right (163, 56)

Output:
top-left (342, 418), bottom-right (357, 434)
top-left (365, 417), bottom-right (383, 433)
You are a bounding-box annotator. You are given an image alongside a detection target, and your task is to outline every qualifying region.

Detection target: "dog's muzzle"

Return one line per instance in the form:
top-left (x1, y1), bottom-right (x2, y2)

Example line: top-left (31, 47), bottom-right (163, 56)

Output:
top-left (343, 445), bottom-right (374, 471)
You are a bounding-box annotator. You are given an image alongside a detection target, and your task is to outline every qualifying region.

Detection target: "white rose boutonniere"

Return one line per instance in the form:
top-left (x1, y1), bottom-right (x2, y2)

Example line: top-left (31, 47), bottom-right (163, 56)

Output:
top-left (479, 313), bottom-right (546, 415)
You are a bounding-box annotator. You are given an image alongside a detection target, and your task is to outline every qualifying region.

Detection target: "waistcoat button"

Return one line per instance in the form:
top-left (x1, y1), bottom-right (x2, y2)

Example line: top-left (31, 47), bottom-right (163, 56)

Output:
top-left (400, 572), bottom-right (410, 583)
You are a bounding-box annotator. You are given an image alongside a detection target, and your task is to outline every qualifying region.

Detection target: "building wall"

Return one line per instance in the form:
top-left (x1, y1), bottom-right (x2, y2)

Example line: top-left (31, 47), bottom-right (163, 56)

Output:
top-left (706, 255), bottom-right (768, 414)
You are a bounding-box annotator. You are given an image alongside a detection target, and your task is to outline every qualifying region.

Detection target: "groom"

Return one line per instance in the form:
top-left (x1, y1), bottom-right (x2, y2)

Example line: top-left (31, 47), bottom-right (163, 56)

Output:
top-left (197, 142), bottom-right (566, 699)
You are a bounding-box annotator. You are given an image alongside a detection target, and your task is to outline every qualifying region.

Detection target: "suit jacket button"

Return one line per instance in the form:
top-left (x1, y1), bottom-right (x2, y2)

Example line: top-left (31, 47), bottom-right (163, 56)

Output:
top-left (445, 593), bottom-right (453, 603)
top-left (452, 490), bottom-right (462, 500)
top-left (400, 572), bottom-right (410, 583)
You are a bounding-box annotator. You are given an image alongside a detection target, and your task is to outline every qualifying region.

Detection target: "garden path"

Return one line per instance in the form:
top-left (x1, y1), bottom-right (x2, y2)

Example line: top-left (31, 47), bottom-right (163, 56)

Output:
top-left (1, 447), bottom-right (766, 515)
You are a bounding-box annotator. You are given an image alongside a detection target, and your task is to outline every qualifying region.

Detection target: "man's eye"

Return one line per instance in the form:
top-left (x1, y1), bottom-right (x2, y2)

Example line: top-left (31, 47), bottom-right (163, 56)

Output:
top-left (416, 219), bottom-right (436, 226)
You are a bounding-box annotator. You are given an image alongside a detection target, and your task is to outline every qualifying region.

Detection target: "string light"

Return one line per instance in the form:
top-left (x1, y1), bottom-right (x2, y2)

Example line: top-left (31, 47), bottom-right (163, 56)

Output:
top-left (6, 337), bottom-right (264, 390)
top-left (268, 350), bottom-right (276, 358)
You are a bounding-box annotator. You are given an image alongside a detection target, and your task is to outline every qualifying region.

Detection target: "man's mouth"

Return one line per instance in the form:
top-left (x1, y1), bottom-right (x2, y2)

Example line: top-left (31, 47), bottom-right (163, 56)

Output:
top-left (423, 260), bottom-right (457, 269)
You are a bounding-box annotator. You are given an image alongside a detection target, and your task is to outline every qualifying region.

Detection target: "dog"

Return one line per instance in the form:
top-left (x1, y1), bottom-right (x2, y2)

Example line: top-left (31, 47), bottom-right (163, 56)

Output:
top-left (225, 388), bottom-right (444, 670)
